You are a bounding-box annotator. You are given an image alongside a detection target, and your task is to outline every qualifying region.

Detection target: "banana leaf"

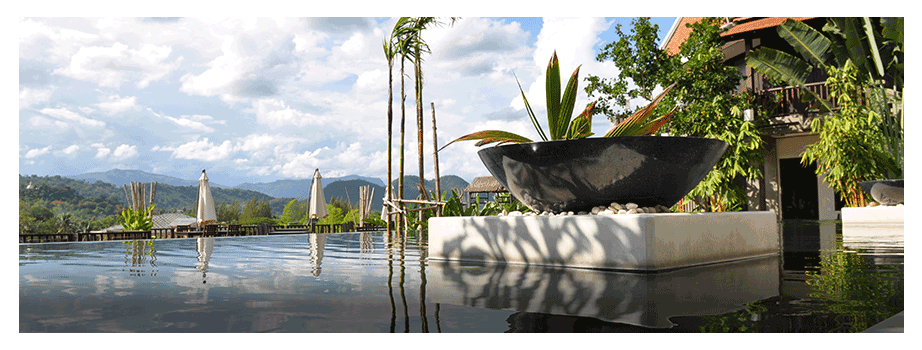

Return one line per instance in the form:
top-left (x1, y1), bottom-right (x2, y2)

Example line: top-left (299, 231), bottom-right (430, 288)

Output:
top-left (777, 19), bottom-right (833, 68)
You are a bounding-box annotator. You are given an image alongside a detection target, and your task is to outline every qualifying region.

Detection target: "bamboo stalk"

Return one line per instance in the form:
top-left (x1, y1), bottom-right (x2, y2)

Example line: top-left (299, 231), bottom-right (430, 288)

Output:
top-left (431, 102), bottom-right (441, 207)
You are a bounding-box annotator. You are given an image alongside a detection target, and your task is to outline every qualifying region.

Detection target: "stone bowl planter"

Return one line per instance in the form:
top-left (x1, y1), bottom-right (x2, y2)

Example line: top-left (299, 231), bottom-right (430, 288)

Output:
top-left (859, 179), bottom-right (904, 205)
top-left (477, 136), bottom-right (728, 213)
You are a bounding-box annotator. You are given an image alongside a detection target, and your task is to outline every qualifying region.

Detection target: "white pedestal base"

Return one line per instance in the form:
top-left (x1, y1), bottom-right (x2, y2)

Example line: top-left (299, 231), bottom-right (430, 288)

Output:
top-left (428, 211), bottom-right (779, 272)
top-left (841, 206), bottom-right (904, 225)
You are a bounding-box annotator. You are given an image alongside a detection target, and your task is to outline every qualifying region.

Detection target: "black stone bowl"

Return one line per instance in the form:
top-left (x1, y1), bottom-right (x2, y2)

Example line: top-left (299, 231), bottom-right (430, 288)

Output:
top-left (859, 179), bottom-right (903, 205)
top-left (477, 136), bottom-right (728, 213)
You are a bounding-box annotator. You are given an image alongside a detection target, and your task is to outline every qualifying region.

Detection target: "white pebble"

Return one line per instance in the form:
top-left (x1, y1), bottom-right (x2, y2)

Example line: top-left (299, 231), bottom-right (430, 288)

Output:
top-left (577, 211), bottom-right (588, 215)
top-left (508, 211), bottom-right (522, 216)
top-left (610, 202), bottom-right (623, 210)
top-left (635, 208), bottom-right (645, 213)
top-left (625, 203), bottom-right (638, 210)
top-left (618, 209), bottom-right (627, 214)
top-left (567, 211), bottom-right (574, 216)
top-left (600, 209), bottom-right (615, 215)
top-left (591, 206), bottom-right (602, 215)
top-left (627, 208), bottom-right (638, 214)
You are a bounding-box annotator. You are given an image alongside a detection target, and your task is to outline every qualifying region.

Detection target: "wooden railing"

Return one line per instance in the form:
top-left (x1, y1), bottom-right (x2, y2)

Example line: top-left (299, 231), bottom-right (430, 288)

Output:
top-left (20, 222), bottom-right (386, 243)
top-left (755, 82), bottom-right (836, 117)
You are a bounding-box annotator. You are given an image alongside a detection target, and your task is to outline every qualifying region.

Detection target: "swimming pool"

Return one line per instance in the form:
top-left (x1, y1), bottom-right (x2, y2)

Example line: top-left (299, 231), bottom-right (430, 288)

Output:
top-left (19, 221), bottom-right (903, 332)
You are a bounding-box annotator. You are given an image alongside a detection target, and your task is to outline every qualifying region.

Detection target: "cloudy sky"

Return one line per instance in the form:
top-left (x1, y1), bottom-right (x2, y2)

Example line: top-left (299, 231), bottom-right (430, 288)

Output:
top-left (18, 14), bottom-right (679, 186)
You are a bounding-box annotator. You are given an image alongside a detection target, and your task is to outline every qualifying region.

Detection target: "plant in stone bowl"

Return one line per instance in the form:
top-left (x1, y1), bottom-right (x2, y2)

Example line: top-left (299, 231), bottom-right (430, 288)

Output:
top-left (442, 51), bottom-right (676, 148)
top-left (442, 52), bottom-right (729, 214)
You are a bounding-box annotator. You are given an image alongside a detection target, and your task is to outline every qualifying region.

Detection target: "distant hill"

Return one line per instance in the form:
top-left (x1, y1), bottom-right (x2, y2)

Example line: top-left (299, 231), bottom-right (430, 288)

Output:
top-left (68, 169), bottom-right (227, 188)
top-left (23, 174), bottom-right (272, 215)
top-left (323, 179), bottom-right (385, 210)
top-left (389, 175), bottom-right (470, 201)
top-left (234, 175), bottom-right (385, 199)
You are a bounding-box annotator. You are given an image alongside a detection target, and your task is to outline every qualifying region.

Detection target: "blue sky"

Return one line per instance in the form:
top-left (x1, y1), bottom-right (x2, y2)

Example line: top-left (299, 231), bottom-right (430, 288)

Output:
top-left (18, 14), bottom-right (679, 186)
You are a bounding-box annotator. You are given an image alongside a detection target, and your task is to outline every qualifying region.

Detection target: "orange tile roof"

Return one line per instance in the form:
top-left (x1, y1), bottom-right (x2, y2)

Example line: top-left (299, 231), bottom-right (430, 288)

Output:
top-left (663, 17), bottom-right (817, 55)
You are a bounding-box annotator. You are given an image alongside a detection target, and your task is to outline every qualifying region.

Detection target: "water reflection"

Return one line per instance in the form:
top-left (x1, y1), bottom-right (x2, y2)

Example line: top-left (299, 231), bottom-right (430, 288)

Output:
top-left (428, 256), bottom-right (780, 328)
top-left (196, 237), bottom-right (213, 283)
top-left (123, 240), bottom-right (158, 277)
top-left (807, 242), bottom-right (904, 332)
top-left (310, 233), bottom-right (326, 277)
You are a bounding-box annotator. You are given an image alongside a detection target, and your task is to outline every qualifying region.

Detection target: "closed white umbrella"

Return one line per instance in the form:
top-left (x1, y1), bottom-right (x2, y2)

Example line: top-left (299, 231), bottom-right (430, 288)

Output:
top-left (308, 168), bottom-right (328, 219)
top-left (197, 169), bottom-right (217, 226)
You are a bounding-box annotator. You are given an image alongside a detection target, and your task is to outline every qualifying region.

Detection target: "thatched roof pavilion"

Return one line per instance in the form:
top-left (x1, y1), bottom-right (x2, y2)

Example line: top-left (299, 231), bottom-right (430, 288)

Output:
top-left (463, 176), bottom-right (508, 205)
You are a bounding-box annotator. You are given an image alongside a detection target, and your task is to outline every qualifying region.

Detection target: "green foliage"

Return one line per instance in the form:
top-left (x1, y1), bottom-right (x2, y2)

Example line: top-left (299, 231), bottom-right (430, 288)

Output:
top-left (443, 51), bottom-right (678, 150)
top-left (277, 199), bottom-right (306, 225)
top-left (120, 204), bottom-right (155, 231)
top-left (241, 195), bottom-right (272, 220)
top-left (665, 18), bottom-right (764, 212)
top-left (807, 243), bottom-right (903, 332)
top-left (317, 204), bottom-right (343, 225)
top-left (238, 216), bottom-right (279, 225)
top-left (217, 200), bottom-right (241, 224)
top-left (747, 17), bottom-right (904, 179)
top-left (585, 17), bottom-right (682, 123)
top-left (587, 17), bottom-right (763, 212)
top-left (801, 63), bottom-right (899, 207)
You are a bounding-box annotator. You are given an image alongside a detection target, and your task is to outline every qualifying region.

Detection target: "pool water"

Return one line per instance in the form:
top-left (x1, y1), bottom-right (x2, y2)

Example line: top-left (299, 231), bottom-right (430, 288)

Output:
top-left (19, 221), bottom-right (903, 332)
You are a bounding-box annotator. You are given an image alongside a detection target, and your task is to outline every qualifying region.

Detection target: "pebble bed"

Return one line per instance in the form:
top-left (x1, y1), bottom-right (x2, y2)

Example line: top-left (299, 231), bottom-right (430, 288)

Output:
top-left (498, 202), bottom-right (673, 217)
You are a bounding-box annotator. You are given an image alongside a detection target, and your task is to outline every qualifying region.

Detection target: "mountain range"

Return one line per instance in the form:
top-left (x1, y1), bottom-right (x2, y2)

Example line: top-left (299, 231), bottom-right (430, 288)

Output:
top-left (62, 169), bottom-right (471, 214)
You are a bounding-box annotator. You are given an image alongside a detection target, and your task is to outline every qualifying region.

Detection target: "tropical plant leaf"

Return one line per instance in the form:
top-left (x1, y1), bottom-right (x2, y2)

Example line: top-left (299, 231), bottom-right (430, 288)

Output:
top-left (777, 19), bottom-right (833, 68)
top-left (637, 106), bottom-right (676, 135)
top-left (831, 17), bottom-right (873, 79)
top-left (515, 73), bottom-right (548, 141)
top-left (546, 52), bottom-right (561, 139)
top-left (862, 17), bottom-right (885, 79)
top-left (558, 65), bottom-right (581, 139)
top-left (440, 130), bottom-right (533, 151)
top-left (566, 101), bottom-right (596, 139)
top-left (746, 47), bottom-right (812, 87)
top-left (604, 83), bottom-right (675, 137)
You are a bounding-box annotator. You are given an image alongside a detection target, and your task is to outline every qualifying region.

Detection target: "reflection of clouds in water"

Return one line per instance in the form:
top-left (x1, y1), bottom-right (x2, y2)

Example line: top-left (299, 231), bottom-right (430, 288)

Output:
top-left (93, 275), bottom-right (136, 296)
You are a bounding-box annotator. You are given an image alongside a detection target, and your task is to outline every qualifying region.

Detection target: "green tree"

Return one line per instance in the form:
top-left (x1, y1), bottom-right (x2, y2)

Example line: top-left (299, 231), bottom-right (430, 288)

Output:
top-left (242, 195), bottom-right (271, 220)
top-left (664, 18), bottom-right (764, 212)
top-left (217, 200), bottom-right (241, 223)
top-left (318, 204), bottom-right (344, 225)
top-left (278, 199), bottom-right (306, 225)
top-left (585, 17), bottom-right (680, 123)
top-left (586, 17), bottom-right (763, 212)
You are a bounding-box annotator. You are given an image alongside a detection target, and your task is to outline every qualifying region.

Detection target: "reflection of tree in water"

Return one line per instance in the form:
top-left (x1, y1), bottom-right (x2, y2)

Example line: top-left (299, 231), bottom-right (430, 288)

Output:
top-left (385, 229), bottom-right (440, 333)
top-left (123, 240), bottom-right (158, 277)
top-left (806, 244), bottom-right (904, 332)
top-left (697, 244), bottom-right (903, 333)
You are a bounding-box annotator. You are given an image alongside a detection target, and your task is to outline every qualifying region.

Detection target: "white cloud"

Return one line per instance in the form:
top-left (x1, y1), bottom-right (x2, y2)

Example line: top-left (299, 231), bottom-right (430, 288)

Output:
top-left (95, 94), bottom-right (138, 115)
top-left (95, 147), bottom-right (111, 159)
top-left (53, 42), bottom-right (182, 89)
top-left (62, 145), bottom-right (80, 154)
top-left (39, 107), bottom-right (105, 127)
top-left (19, 87), bottom-right (54, 110)
top-left (24, 146), bottom-right (52, 158)
top-left (161, 138), bottom-right (235, 161)
top-left (111, 144), bottom-right (139, 161)
top-left (253, 98), bottom-right (327, 128)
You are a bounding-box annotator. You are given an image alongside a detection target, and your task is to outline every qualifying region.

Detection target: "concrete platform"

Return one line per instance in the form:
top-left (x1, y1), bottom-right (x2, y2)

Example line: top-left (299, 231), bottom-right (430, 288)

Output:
top-left (862, 311), bottom-right (904, 333)
top-left (428, 211), bottom-right (779, 271)
top-left (841, 206), bottom-right (904, 225)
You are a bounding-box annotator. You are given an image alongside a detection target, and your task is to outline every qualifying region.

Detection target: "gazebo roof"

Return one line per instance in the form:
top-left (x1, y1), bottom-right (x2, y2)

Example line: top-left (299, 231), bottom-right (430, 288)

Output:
top-left (464, 176), bottom-right (507, 193)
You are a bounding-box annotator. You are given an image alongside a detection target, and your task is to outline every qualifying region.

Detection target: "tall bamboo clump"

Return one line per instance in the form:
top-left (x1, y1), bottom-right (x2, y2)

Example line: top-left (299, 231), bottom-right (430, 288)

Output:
top-left (358, 185), bottom-right (375, 224)
top-left (123, 181), bottom-right (158, 214)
